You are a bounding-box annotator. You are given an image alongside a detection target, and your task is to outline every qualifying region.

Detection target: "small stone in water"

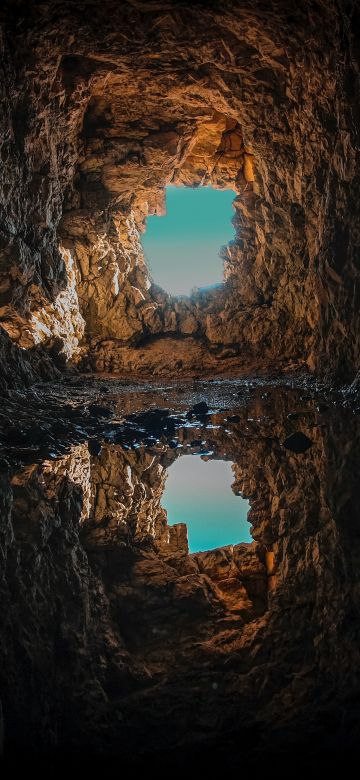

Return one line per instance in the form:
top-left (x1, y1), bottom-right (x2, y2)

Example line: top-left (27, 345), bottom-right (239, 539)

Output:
top-left (283, 431), bottom-right (313, 453)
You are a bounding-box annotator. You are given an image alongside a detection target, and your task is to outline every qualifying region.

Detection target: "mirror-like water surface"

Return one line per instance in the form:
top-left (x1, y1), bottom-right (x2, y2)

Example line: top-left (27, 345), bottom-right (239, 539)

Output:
top-left (1, 378), bottom-right (360, 765)
top-left (162, 456), bottom-right (251, 552)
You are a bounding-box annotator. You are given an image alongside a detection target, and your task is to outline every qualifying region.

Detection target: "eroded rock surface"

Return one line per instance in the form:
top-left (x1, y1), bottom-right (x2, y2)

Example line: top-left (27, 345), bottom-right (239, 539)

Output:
top-left (1, 0), bottom-right (360, 767)
top-left (1, 380), bottom-right (360, 764)
top-left (0, 1), bottom-right (359, 380)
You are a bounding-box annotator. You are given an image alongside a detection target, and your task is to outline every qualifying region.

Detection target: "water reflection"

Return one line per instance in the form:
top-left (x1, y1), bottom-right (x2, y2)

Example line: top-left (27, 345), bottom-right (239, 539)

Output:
top-left (163, 456), bottom-right (251, 552)
top-left (1, 382), bottom-right (360, 764)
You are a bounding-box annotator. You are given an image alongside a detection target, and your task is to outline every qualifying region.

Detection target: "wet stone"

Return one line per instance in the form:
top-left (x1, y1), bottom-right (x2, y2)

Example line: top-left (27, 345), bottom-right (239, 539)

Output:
top-left (88, 439), bottom-right (102, 456)
top-left (0, 377), bottom-right (358, 762)
top-left (88, 404), bottom-right (113, 418)
top-left (192, 401), bottom-right (209, 415)
top-left (283, 431), bottom-right (313, 453)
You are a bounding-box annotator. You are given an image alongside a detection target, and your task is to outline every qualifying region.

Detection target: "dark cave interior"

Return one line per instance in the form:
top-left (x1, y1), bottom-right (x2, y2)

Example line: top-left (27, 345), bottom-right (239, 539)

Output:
top-left (1, 0), bottom-right (360, 769)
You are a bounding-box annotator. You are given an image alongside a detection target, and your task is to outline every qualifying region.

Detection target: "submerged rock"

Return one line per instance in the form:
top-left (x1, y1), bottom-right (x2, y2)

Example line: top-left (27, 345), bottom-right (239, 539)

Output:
top-left (187, 401), bottom-right (209, 419)
top-left (283, 431), bottom-right (313, 453)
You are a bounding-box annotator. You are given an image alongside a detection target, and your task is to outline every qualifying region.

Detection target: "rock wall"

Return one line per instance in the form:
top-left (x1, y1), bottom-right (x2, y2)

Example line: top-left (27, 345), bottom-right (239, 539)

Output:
top-left (1, 389), bottom-right (360, 760)
top-left (1, 0), bottom-right (360, 382)
top-left (0, 327), bottom-right (61, 391)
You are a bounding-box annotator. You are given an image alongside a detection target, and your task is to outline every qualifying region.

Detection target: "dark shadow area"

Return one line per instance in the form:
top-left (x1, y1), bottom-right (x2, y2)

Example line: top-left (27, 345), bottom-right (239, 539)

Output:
top-left (1, 379), bottom-right (360, 762)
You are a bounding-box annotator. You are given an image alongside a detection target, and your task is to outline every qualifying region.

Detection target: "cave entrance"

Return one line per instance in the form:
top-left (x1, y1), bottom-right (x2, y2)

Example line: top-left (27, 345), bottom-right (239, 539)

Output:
top-left (162, 455), bottom-right (251, 553)
top-left (142, 185), bottom-right (236, 297)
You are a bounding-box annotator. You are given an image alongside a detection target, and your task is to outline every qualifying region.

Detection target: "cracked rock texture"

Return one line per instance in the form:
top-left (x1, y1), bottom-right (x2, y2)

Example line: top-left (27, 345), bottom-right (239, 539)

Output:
top-left (0, 0), bottom-right (359, 383)
top-left (1, 390), bottom-right (360, 762)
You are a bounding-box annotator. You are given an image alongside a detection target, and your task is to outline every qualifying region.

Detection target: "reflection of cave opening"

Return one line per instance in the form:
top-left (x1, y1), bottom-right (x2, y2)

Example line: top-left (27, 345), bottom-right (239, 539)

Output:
top-left (162, 455), bottom-right (251, 553)
top-left (142, 185), bottom-right (236, 297)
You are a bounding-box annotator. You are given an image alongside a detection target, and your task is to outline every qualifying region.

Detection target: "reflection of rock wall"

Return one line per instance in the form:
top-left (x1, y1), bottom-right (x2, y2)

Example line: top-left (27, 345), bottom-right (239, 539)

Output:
top-left (0, 420), bottom-right (268, 757)
top-left (1, 2), bottom-right (360, 381)
top-left (84, 444), bottom-right (170, 547)
top-left (2, 393), bottom-right (360, 759)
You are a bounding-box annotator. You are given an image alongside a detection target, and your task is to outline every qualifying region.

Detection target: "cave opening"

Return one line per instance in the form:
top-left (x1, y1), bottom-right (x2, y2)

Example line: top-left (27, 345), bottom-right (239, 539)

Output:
top-left (161, 455), bottom-right (251, 552)
top-left (142, 185), bottom-right (236, 297)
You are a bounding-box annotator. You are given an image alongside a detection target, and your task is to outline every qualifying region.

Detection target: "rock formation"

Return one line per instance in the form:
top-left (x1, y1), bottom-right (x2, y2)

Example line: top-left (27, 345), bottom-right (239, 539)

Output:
top-left (0, 0), bottom-right (359, 382)
top-left (1, 386), bottom-right (360, 764)
top-left (1, 0), bottom-right (360, 767)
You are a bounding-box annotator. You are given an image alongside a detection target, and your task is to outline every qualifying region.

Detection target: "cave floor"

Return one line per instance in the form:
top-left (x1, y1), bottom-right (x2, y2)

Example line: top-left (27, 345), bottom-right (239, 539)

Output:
top-left (0, 369), bottom-right (354, 467)
top-left (1, 372), bottom-right (360, 764)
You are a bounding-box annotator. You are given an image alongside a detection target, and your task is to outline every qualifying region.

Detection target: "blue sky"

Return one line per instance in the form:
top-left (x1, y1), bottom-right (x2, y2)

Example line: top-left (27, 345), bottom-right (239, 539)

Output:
top-left (162, 456), bottom-right (251, 553)
top-left (142, 185), bottom-right (236, 296)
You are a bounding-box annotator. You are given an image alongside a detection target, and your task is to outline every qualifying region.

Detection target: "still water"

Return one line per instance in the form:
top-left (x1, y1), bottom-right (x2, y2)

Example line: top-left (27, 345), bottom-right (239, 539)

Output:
top-left (1, 379), bottom-right (360, 762)
top-left (162, 456), bottom-right (251, 552)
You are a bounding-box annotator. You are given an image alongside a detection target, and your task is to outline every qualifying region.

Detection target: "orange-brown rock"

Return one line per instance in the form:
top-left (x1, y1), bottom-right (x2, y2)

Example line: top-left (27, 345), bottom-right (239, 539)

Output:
top-left (1, 0), bottom-right (360, 767)
top-left (0, 384), bottom-right (359, 765)
top-left (0, 0), bottom-right (359, 384)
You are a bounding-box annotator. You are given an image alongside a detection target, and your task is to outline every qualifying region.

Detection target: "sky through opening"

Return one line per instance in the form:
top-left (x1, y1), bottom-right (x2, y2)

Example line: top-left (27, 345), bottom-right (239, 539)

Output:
top-left (162, 456), bottom-right (251, 553)
top-left (142, 185), bottom-right (236, 296)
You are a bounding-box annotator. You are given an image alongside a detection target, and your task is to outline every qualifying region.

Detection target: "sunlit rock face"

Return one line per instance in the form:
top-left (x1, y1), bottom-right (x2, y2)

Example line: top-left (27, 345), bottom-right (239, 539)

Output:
top-left (1, 382), bottom-right (360, 763)
top-left (0, 0), bottom-right (359, 382)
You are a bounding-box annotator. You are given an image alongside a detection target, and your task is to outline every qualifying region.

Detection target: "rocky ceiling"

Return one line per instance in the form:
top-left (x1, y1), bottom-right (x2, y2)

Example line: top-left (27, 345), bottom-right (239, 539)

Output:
top-left (0, 0), bottom-right (359, 386)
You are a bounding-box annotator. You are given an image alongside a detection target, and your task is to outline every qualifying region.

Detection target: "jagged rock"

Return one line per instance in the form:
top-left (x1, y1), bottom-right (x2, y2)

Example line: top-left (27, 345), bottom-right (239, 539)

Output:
top-left (0, 1), bottom-right (359, 381)
top-left (1, 0), bottom-right (360, 768)
top-left (187, 401), bottom-right (209, 419)
top-left (0, 386), bottom-right (359, 764)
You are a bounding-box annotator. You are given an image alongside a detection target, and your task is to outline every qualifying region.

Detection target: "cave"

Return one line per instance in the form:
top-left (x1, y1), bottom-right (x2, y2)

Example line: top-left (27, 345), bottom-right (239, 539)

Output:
top-left (1, 0), bottom-right (360, 770)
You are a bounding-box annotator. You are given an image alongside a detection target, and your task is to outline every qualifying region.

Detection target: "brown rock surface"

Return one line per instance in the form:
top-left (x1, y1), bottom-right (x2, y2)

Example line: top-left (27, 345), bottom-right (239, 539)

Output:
top-left (1, 383), bottom-right (360, 764)
top-left (1, 0), bottom-right (360, 767)
top-left (0, 0), bottom-right (359, 381)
